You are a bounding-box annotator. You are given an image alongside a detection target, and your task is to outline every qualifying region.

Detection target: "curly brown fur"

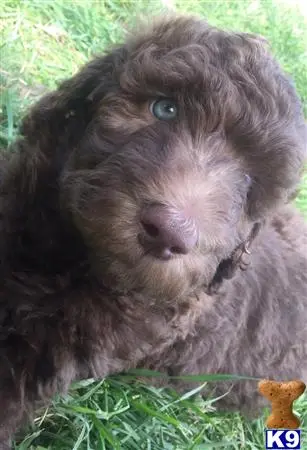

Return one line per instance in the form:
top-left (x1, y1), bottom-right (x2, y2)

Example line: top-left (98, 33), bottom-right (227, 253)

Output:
top-left (1, 15), bottom-right (307, 448)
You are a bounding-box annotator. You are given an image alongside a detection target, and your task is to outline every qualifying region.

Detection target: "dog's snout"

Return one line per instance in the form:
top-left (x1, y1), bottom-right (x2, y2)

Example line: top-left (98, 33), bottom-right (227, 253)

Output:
top-left (140, 205), bottom-right (198, 260)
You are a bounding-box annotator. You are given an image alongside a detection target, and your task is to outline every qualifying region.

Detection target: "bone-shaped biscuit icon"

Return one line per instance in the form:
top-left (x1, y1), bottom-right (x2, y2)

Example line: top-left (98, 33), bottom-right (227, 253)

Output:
top-left (258, 379), bottom-right (306, 429)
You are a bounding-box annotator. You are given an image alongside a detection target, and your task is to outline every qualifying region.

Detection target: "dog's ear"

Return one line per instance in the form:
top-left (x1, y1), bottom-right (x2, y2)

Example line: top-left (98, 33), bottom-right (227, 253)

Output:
top-left (3, 45), bottom-right (128, 208)
top-left (19, 46), bottom-right (128, 162)
top-left (1, 48), bottom-right (127, 271)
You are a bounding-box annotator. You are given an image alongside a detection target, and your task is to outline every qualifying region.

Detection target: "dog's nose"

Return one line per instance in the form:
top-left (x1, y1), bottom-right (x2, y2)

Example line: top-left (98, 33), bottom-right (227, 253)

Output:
top-left (140, 204), bottom-right (198, 260)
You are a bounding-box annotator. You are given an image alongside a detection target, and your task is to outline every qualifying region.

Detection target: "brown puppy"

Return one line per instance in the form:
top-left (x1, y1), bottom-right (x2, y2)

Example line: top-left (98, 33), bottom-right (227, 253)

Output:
top-left (0, 15), bottom-right (307, 448)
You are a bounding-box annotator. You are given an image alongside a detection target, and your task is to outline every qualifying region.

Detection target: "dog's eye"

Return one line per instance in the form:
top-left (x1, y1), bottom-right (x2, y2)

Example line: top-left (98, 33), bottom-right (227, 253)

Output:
top-left (150, 98), bottom-right (178, 121)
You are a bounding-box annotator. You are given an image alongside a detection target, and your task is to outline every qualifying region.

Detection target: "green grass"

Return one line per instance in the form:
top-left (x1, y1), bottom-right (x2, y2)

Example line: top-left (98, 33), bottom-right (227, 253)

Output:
top-left (16, 376), bottom-right (307, 450)
top-left (1, 0), bottom-right (307, 449)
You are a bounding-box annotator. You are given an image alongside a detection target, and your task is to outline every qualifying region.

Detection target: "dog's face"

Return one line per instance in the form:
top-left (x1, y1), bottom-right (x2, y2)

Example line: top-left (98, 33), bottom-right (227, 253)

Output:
top-left (65, 125), bottom-right (250, 300)
top-left (24, 16), bottom-right (306, 301)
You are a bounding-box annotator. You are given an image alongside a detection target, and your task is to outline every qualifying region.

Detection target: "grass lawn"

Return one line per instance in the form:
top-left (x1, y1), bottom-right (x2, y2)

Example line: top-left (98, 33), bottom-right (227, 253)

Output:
top-left (1, 0), bottom-right (307, 448)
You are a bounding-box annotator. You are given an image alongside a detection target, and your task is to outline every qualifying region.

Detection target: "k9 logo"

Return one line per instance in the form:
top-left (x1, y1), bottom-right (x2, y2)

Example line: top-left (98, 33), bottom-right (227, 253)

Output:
top-left (265, 430), bottom-right (301, 449)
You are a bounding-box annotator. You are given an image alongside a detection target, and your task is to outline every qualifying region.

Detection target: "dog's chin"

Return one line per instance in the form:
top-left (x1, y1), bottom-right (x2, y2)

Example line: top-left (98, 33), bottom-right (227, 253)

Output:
top-left (96, 250), bottom-right (218, 302)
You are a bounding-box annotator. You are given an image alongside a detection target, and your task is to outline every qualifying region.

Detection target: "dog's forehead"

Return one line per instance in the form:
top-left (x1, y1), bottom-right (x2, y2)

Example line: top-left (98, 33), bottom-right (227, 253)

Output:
top-left (127, 16), bottom-right (264, 63)
top-left (130, 16), bottom-right (211, 47)
top-left (119, 16), bottom-right (267, 98)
